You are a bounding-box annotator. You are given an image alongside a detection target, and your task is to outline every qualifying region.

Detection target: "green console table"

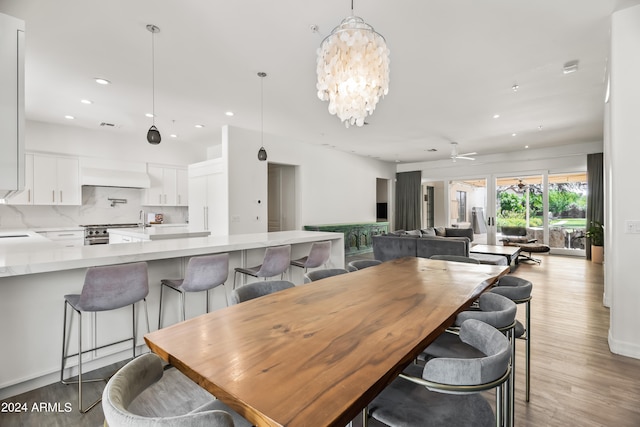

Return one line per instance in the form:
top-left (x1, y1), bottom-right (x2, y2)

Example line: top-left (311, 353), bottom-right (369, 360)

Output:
top-left (304, 222), bottom-right (389, 256)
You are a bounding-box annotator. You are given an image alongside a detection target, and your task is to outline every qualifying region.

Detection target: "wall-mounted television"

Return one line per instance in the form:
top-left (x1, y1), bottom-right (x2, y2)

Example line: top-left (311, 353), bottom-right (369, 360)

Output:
top-left (376, 203), bottom-right (388, 220)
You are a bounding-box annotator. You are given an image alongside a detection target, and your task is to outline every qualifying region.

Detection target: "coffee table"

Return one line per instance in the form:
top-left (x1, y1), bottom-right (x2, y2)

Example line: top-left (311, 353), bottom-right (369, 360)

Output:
top-left (471, 244), bottom-right (521, 269)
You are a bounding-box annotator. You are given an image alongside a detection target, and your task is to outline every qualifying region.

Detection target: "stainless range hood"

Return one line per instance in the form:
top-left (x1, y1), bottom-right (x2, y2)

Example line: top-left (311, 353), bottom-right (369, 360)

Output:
top-left (81, 167), bottom-right (151, 189)
top-left (0, 13), bottom-right (25, 200)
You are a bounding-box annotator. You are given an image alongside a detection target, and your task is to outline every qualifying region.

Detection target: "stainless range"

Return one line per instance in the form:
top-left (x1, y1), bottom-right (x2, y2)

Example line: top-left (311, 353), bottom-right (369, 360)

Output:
top-left (81, 223), bottom-right (139, 245)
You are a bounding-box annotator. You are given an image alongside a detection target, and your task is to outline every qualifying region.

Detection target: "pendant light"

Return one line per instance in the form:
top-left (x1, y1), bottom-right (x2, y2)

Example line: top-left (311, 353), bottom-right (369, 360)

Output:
top-left (257, 72), bottom-right (268, 161)
top-left (146, 24), bottom-right (161, 145)
top-left (316, 0), bottom-right (390, 127)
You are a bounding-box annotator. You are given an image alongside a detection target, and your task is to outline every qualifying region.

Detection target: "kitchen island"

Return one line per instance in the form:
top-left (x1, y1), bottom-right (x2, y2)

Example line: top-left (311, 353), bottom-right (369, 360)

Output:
top-left (0, 230), bottom-right (344, 399)
top-left (108, 225), bottom-right (211, 243)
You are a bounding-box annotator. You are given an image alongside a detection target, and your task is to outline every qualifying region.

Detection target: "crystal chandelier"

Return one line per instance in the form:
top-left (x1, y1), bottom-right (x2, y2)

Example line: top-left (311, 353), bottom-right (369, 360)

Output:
top-left (316, 5), bottom-right (390, 127)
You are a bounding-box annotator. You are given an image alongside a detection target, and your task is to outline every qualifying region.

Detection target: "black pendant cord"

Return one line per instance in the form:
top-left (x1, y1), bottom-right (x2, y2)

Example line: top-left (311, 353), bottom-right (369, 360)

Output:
top-left (257, 72), bottom-right (267, 161)
top-left (146, 25), bottom-right (161, 145)
top-left (151, 27), bottom-right (156, 127)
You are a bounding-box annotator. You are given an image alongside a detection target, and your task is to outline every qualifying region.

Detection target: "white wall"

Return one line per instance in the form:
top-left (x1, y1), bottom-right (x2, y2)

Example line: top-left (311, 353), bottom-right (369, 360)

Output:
top-left (223, 125), bottom-right (396, 233)
top-left (25, 120), bottom-right (207, 165)
top-left (608, 5), bottom-right (640, 359)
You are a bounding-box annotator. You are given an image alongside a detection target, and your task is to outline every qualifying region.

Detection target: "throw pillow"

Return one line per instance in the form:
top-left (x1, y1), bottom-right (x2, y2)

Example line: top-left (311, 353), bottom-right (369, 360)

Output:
top-left (420, 228), bottom-right (436, 237)
top-left (434, 226), bottom-right (446, 237)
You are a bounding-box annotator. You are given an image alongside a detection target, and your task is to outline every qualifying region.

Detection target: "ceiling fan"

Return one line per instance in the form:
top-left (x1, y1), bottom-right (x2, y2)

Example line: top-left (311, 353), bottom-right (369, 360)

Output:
top-left (450, 142), bottom-right (476, 162)
top-left (505, 179), bottom-right (529, 192)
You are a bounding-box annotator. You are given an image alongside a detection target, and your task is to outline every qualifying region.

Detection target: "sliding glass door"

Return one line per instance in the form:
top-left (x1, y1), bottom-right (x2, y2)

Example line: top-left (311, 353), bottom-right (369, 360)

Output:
top-left (495, 172), bottom-right (586, 256)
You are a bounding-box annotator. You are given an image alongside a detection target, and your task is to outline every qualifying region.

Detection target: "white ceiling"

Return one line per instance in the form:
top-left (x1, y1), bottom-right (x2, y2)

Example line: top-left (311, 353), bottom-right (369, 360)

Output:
top-left (2, 0), bottom-right (639, 163)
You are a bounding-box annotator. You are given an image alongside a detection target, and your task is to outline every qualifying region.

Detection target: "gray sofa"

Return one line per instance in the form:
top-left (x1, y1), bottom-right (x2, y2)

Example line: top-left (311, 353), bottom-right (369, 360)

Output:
top-left (373, 227), bottom-right (473, 262)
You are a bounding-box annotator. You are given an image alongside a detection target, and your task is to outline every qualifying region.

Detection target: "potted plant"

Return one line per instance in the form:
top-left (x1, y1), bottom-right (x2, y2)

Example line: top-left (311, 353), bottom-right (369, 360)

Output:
top-left (585, 221), bottom-right (604, 263)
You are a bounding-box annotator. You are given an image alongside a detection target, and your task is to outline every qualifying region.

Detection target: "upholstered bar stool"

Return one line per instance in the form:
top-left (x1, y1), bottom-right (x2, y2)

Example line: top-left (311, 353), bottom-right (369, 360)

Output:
top-left (290, 240), bottom-right (331, 272)
top-left (158, 253), bottom-right (229, 329)
top-left (233, 245), bottom-right (291, 289)
top-left (491, 275), bottom-right (533, 402)
top-left (61, 261), bottom-right (150, 413)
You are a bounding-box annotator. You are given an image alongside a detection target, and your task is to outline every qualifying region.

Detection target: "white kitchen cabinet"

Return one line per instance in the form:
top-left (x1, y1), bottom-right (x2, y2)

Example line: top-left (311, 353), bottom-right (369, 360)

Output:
top-left (32, 154), bottom-right (80, 205)
top-left (38, 229), bottom-right (85, 247)
top-left (176, 167), bottom-right (188, 206)
top-left (188, 159), bottom-right (228, 235)
top-left (8, 153), bottom-right (33, 204)
top-left (144, 164), bottom-right (187, 206)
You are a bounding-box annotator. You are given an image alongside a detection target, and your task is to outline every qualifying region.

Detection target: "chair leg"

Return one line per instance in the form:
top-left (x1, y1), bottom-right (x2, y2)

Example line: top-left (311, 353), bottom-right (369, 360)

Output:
top-left (158, 283), bottom-right (165, 329)
top-left (509, 329), bottom-right (516, 427)
top-left (180, 291), bottom-right (186, 321)
top-left (206, 289), bottom-right (211, 313)
top-left (525, 299), bottom-right (531, 402)
top-left (233, 270), bottom-right (239, 289)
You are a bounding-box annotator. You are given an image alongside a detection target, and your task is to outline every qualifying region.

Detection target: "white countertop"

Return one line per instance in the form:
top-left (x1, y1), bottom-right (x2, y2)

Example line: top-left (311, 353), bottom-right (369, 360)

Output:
top-left (0, 230), bottom-right (344, 277)
top-left (108, 226), bottom-right (211, 241)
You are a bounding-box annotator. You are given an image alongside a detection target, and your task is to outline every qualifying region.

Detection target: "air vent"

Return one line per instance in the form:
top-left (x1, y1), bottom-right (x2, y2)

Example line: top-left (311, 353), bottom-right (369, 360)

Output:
top-left (99, 122), bottom-right (116, 127)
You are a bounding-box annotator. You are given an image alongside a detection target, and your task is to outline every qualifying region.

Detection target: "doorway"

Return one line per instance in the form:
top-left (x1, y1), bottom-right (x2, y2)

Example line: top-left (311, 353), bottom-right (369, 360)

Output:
top-left (268, 163), bottom-right (297, 232)
top-left (376, 178), bottom-right (390, 223)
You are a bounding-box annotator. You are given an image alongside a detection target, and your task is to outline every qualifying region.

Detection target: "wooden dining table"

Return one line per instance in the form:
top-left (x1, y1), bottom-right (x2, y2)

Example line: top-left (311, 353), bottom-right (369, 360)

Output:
top-left (144, 256), bottom-right (509, 427)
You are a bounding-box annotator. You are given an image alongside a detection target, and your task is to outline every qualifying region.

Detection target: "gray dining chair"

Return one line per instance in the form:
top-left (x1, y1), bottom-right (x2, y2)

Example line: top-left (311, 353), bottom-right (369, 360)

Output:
top-left (158, 253), bottom-right (229, 328)
top-left (290, 240), bottom-right (332, 272)
top-left (366, 319), bottom-right (512, 427)
top-left (102, 353), bottom-right (251, 427)
top-left (230, 280), bottom-right (295, 305)
top-left (61, 262), bottom-right (150, 413)
top-left (421, 291), bottom-right (517, 426)
top-left (233, 245), bottom-right (291, 289)
top-left (490, 275), bottom-right (533, 402)
top-left (303, 268), bottom-right (349, 283)
top-left (429, 254), bottom-right (481, 264)
top-left (347, 259), bottom-right (382, 270)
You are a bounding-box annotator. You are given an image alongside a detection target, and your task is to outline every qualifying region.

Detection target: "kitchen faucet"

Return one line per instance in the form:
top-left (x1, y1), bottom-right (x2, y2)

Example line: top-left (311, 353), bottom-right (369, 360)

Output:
top-left (139, 210), bottom-right (146, 229)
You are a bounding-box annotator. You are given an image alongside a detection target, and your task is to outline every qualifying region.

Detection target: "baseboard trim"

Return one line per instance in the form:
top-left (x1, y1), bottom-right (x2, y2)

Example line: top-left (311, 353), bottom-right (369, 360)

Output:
top-left (608, 330), bottom-right (640, 360)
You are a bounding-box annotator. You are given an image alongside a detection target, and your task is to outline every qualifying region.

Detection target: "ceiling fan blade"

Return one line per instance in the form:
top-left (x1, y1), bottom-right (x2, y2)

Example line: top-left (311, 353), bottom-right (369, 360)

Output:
top-left (458, 152), bottom-right (477, 157)
top-left (456, 156), bottom-right (475, 161)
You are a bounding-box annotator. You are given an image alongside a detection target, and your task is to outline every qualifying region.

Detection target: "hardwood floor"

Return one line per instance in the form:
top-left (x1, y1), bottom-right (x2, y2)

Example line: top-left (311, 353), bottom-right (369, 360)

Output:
top-left (2, 254), bottom-right (639, 426)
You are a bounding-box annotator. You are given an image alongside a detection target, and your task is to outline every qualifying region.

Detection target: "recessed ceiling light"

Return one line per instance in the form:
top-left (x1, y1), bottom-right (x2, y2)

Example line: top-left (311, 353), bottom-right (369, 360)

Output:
top-left (64, 115), bottom-right (75, 120)
top-left (512, 133), bottom-right (517, 137)
top-left (493, 114), bottom-right (500, 119)
top-left (80, 99), bottom-right (92, 105)
top-left (94, 78), bottom-right (111, 85)
top-left (195, 124), bottom-right (204, 128)
top-left (225, 111), bottom-right (234, 117)
top-left (512, 84), bottom-right (519, 92)
top-left (170, 134), bottom-right (178, 138)
top-left (525, 145), bottom-right (529, 149)
top-left (145, 113), bottom-right (154, 118)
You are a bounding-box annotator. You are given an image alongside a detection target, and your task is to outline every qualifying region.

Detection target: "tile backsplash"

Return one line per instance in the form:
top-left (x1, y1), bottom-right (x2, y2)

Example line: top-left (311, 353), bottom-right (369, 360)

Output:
top-left (0, 186), bottom-right (188, 229)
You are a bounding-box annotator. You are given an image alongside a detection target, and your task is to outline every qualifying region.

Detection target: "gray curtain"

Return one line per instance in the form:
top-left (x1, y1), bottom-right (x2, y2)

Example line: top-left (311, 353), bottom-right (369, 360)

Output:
top-left (395, 171), bottom-right (422, 231)
top-left (586, 153), bottom-right (604, 259)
